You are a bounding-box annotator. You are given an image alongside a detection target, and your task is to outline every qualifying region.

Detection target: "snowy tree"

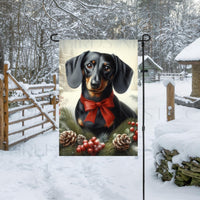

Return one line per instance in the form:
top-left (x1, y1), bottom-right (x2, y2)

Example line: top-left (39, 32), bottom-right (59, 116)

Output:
top-left (0, 0), bottom-right (200, 80)
top-left (156, 0), bottom-right (200, 72)
top-left (0, 0), bottom-right (58, 83)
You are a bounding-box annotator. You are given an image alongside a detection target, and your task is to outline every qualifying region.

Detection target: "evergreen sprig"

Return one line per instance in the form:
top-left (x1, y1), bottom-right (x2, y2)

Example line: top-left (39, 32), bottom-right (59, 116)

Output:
top-left (59, 107), bottom-right (137, 156)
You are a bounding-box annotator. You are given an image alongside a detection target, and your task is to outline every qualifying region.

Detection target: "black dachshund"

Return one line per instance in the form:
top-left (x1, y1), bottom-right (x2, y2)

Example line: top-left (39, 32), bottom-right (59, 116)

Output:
top-left (65, 51), bottom-right (137, 135)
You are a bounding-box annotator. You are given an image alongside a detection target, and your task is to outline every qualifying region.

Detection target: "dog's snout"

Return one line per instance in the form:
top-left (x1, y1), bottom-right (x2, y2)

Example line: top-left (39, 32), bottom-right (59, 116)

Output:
top-left (91, 76), bottom-right (101, 89)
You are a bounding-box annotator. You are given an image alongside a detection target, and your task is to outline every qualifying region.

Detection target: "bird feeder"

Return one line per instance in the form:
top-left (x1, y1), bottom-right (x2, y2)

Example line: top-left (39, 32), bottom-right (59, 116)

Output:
top-left (175, 38), bottom-right (200, 97)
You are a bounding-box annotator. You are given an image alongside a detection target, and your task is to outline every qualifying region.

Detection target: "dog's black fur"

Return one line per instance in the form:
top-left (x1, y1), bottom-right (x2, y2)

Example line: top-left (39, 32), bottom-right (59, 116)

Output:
top-left (65, 51), bottom-right (137, 135)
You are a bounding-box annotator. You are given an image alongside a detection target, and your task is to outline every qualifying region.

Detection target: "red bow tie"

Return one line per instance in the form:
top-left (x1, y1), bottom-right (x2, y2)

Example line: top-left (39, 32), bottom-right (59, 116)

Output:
top-left (80, 92), bottom-right (115, 128)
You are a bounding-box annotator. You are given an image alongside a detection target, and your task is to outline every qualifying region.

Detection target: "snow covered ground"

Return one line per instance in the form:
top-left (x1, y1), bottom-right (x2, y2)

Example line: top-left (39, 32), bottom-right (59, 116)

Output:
top-left (144, 78), bottom-right (200, 200)
top-left (0, 77), bottom-right (200, 200)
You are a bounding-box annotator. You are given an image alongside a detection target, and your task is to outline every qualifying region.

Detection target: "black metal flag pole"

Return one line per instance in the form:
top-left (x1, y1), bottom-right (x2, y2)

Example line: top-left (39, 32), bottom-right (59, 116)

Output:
top-left (139, 34), bottom-right (151, 200)
top-left (50, 33), bottom-right (59, 42)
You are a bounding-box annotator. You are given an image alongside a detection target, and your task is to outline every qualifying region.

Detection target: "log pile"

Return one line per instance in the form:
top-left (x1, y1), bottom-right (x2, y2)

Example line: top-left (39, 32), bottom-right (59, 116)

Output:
top-left (155, 148), bottom-right (200, 187)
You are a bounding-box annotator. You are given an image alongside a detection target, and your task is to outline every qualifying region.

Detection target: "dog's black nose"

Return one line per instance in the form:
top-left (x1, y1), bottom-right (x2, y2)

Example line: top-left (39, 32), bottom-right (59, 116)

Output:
top-left (91, 78), bottom-right (101, 89)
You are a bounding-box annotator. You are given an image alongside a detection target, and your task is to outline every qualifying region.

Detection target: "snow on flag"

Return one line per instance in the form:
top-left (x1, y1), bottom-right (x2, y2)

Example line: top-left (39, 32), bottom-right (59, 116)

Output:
top-left (59, 40), bottom-right (138, 156)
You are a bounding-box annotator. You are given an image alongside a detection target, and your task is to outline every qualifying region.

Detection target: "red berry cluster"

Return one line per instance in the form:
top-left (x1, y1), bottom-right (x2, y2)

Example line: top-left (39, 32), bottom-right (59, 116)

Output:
top-left (76, 137), bottom-right (105, 155)
top-left (128, 121), bottom-right (138, 142)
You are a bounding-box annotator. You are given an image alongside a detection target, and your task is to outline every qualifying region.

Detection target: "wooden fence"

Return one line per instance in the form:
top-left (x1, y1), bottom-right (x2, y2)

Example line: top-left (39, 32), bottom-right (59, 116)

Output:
top-left (159, 72), bottom-right (185, 81)
top-left (0, 64), bottom-right (58, 150)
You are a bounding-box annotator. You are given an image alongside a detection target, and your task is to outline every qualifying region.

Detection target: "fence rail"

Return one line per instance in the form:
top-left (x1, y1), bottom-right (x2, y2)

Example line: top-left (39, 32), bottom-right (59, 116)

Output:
top-left (0, 64), bottom-right (58, 150)
top-left (158, 72), bottom-right (185, 81)
top-left (0, 78), bottom-right (4, 150)
top-left (9, 125), bottom-right (53, 147)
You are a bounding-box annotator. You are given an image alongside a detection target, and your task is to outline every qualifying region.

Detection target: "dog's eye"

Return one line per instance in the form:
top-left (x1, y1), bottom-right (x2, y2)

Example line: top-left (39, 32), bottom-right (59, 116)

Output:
top-left (104, 65), bottom-right (111, 72)
top-left (86, 63), bottom-right (93, 69)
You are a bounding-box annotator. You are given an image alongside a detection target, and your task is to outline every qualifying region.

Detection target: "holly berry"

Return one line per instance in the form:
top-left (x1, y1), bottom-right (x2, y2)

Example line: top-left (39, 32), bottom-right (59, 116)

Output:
top-left (133, 135), bottom-right (138, 142)
top-left (128, 121), bottom-right (131, 125)
top-left (94, 147), bottom-right (99, 153)
top-left (101, 143), bottom-right (105, 149)
top-left (94, 139), bottom-right (100, 145)
top-left (91, 137), bottom-right (97, 142)
top-left (76, 147), bottom-right (81, 153)
top-left (83, 140), bottom-right (88, 144)
top-left (131, 121), bottom-right (135, 126)
top-left (80, 145), bottom-right (85, 151)
top-left (87, 148), bottom-right (93, 154)
top-left (83, 142), bottom-right (88, 149)
top-left (89, 139), bottom-right (93, 143)
top-left (88, 141), bottom-right (94, 148)
top-left (135, 130), bottom-right (138, 136)
top-left (97, 144), bottom-right (102, 151)
top-left (130, 127), bottom-right (135, 132)
top-left (77, 137), bottom-right (105, 155)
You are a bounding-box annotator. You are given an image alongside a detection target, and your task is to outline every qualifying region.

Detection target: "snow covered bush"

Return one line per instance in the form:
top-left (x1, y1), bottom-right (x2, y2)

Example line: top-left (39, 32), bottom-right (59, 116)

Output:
top-left (154, 119), bottom-right (200, 187)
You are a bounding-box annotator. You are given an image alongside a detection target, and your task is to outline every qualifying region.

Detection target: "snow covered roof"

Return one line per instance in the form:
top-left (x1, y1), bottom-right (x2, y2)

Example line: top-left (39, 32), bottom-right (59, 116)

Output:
top-left (138, 55), bottom-right (163, 70)
top-left (175, 37), bottom-right (200, 62)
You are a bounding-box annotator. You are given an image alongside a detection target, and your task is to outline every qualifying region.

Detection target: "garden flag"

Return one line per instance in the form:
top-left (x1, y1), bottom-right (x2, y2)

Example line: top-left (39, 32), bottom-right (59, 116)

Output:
top-left (59, 40), bottom-right (138, 156)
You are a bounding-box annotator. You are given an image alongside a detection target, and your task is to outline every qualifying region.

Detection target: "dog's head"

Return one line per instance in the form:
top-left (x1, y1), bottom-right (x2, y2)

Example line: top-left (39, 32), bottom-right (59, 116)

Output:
top-left (65, 51), bottom-right (133, 94)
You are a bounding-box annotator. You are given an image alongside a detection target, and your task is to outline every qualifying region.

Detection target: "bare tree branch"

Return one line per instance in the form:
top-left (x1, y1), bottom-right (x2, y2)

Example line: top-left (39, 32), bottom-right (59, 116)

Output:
top-left (76, 0), bottom-right (116, 10)
top-left (42, 0), bottom-right (58, 22)
top-left (52, 0), bottom-right (82, 21)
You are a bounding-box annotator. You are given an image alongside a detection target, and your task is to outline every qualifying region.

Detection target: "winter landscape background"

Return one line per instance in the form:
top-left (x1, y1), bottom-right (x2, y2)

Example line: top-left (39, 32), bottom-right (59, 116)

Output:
top-left (0, 0), bottom-right (200, 199)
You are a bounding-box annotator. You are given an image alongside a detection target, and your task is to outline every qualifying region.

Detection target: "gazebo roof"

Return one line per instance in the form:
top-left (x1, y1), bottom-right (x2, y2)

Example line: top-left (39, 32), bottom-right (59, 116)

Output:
top-left (138, 55), bottom-right (163, 70)
top-left (175, 37), bottom-right (200, 64)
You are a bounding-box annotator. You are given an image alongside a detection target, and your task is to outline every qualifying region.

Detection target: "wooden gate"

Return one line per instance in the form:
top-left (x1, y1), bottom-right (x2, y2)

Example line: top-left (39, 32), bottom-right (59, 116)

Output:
top-left (0, 64), bottom-right (58, 150)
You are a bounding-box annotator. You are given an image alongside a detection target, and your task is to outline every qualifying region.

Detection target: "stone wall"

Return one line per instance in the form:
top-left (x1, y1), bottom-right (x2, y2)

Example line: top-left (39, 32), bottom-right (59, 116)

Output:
top-left (155, 148), bottom-right (200, 187)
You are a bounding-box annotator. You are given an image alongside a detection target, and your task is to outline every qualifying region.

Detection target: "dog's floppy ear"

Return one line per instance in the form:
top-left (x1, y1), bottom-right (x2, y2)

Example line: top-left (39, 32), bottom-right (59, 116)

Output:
top-left (65, 51), bottom-right (89, 88)
top-left (112, 54), bottom-right (133, 93)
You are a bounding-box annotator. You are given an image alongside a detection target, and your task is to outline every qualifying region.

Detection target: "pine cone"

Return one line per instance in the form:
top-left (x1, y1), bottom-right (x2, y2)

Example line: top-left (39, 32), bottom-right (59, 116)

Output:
top-left (113, 134), bottom-right (131, 151)
top-left (77, 134), bottom-right (86, 145)
top-left (59, 130), bottom-right (77, 147)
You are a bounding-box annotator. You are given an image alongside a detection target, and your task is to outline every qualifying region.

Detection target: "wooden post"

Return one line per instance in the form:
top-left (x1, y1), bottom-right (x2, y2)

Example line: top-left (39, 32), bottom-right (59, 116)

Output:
top-left (4, 64), bottom-right (9, 150)
top-left (22, 100), bottom-right (25, 136)
top-left (167, 82), bottom-right (175, 121)
top-left (0, 78), bottom-right (4, 149)
top-left (53, 74), bottom-right (56, 130)
top-left (191, 64), bottom-right (200, 97)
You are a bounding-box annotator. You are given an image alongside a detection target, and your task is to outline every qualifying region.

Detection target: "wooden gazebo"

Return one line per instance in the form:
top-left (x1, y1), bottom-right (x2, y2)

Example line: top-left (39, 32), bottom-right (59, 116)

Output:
top-left (175, 38), bottom-right (200, 97)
